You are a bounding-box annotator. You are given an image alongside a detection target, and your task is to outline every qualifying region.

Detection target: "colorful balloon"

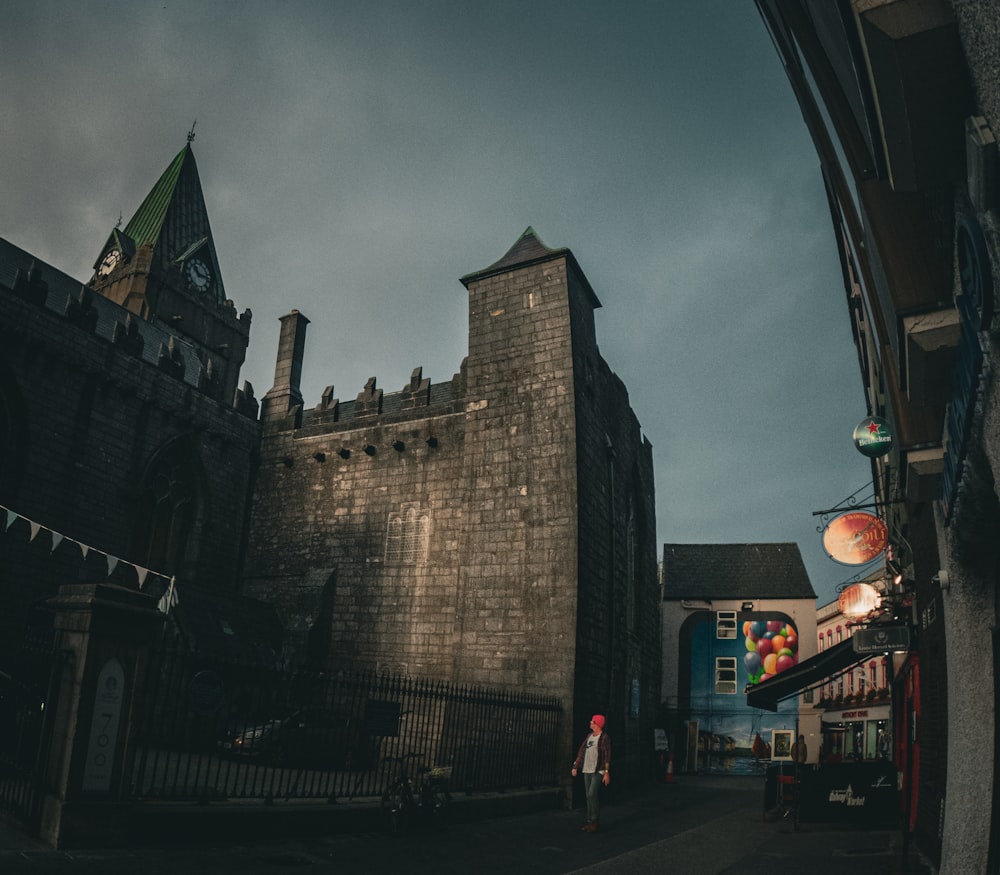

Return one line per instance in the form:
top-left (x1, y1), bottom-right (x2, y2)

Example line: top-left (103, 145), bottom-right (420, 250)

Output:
top-left (744, 651), bottom-right (761, 674)
top-left (756, 638), bottom-right (773, 659)
top-left (763, 653), bottom-right (778, 674)
top-left (776, 654), bottom-right (796, 673)
top-left (745, 636), bottom-right (757, 652)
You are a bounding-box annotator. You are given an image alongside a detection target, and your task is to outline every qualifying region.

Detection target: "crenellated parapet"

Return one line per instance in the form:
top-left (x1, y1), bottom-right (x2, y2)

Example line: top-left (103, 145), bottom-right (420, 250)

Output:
top-left (0, 238), bottom-right (257, 418)
top-left (354, 377), bottom-right (383, 416)
top-left (11, 261), bottom-right (48, 307)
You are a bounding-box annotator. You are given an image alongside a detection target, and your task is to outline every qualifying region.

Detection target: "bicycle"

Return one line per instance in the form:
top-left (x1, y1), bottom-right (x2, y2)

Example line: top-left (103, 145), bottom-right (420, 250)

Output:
top-left (380, 752), bottom-right (452, 835)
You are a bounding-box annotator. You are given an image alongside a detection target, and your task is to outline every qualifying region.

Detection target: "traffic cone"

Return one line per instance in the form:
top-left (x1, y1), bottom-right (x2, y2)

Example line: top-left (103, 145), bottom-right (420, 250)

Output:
top-left (666, 753), bottom-right (674, 784)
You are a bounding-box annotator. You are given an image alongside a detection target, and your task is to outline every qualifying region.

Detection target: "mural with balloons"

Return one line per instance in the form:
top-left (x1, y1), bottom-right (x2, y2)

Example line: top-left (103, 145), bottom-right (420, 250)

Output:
top-left (684, 613), bottom-right (799, 775)
top-left (743, 619), bottom-right (798, 685)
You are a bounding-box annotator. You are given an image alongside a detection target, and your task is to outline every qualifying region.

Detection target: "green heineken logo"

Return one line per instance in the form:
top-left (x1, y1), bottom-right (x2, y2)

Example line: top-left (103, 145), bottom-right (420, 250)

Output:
top-left (853, 416), bottom-right (893, 458)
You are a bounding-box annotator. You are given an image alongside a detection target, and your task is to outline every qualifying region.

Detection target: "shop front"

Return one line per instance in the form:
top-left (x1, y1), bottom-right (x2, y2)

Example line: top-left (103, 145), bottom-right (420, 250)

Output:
top-left (748, 639), bottom-right (901, 825)
top-left (820, 703), bottom-right (892, 762)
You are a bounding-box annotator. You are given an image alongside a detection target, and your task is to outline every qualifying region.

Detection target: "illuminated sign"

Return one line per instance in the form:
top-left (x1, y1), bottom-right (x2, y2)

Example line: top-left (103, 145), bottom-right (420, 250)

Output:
top-left (837, 582), bottom-right (882, 618)
top-left (822, 512), bottom-right (889, 565)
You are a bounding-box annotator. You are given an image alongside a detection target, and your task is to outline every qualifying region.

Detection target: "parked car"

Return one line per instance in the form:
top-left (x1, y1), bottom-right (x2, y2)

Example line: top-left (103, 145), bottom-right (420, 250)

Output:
top-left (220, 707), bottom-right (373, 770)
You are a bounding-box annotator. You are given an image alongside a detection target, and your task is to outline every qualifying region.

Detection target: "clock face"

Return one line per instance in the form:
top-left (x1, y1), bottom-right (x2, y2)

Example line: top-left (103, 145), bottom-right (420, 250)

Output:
top-left (98, 249), bottom-right (122, 276)
top-left (185, 257), bottom-right (213, 292)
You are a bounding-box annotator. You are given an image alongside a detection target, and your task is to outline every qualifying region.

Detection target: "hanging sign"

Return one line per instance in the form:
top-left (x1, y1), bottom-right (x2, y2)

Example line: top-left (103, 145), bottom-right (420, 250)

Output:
top-left (822, 511), bottom-right (889, 565)
top-left (853, 416), bottom-right (893, 458)
top-left (837, 582), bottom-right (882, 618)
top-left (852, 625), bottom-right (911, 654)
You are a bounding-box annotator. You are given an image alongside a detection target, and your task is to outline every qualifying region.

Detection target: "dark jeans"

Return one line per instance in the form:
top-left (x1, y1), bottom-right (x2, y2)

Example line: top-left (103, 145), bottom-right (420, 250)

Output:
top-left (583, 771), bottom-right (602, 823)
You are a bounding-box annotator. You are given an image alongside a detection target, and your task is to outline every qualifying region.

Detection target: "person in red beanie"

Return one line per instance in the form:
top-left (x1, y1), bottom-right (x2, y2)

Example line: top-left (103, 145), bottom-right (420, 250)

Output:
top-left (571, 714), bottom-right (611, 832)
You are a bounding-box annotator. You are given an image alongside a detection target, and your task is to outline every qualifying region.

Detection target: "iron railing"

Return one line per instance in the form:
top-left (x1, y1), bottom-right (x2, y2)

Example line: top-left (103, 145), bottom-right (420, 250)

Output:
top-left (129, 633), bottom-right (562, 804)
top-left (0, 625), bottom-right (60, 830)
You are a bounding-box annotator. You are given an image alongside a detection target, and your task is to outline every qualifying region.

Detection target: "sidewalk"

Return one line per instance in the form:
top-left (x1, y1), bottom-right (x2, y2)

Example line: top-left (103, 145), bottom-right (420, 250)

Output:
top-left (0, 778), bottom-right (936, 875)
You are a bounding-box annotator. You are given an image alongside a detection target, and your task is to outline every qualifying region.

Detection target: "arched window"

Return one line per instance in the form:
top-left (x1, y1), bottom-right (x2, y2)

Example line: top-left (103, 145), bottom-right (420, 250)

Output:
top-left (130, 437), bottom-right (202, 576)
top-left (0, 366), bottom-right (27, 501)
top-left (385, 503), bottom-right (430, 565)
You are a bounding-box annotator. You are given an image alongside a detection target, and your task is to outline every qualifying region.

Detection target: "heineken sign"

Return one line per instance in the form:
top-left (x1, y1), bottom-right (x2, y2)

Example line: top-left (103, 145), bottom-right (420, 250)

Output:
top-left (853, 416), bottom-right (893, 458)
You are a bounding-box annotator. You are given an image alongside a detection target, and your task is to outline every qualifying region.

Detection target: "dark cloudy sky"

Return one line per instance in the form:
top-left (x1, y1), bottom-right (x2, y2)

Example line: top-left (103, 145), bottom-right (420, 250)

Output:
top-left (2, 0), bottom-right (875, 605)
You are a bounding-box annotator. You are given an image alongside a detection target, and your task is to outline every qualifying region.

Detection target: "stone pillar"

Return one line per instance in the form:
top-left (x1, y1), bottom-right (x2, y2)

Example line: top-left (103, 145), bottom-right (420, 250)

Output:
top-left (260, 308), bottom-right (309, 423)
top-left (39, 582), bottom-right (163, 848)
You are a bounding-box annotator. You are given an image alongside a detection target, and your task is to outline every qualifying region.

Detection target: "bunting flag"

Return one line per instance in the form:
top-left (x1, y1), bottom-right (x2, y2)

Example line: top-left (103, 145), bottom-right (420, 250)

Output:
top-left (0, 501), bottom-right (176, 611)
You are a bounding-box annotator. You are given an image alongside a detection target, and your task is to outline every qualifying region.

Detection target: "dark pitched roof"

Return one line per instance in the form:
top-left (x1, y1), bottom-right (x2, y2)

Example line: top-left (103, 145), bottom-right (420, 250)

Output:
top-left (460, 226), bottom-right (601, 307)
top-left (662, 543), bottom-right (817, 601)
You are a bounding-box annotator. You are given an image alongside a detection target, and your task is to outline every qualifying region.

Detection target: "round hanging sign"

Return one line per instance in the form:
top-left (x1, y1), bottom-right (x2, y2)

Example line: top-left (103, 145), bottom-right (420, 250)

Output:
top-left (822, 511), bottom-right (889, 565)
top-left (853, 416), bottom-right (893, 458)
top-left (837, 582), bottom-right (882, 618)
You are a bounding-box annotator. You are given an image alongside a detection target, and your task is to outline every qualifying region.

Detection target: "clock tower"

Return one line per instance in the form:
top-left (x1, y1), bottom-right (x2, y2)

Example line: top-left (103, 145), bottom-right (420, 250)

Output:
top-left (88, 140), bottom-right (251, 405)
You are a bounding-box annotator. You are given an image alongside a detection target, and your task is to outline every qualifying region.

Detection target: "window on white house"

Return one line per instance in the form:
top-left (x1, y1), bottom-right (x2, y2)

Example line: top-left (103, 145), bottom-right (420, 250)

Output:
top-left (715, 657), bottom-right (737, 694)
top-left (716, 611), bottom-right (737, 639)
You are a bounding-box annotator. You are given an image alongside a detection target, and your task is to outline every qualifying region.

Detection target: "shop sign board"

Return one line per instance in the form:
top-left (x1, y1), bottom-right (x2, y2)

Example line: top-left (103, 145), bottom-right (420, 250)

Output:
top-left (822, 511), bottom-right (889, 565)
top-left (852, 626), bottom-right (910, 654)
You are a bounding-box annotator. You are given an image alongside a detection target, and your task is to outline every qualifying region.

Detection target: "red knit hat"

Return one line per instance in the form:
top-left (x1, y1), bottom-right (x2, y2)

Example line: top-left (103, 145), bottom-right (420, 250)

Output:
top-left (591, 714), bottom-right (606, 729)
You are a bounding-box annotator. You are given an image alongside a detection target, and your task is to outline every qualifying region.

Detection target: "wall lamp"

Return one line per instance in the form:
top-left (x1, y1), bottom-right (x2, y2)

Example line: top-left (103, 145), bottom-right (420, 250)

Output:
top-left (741, 601), bottom-right (754, 611)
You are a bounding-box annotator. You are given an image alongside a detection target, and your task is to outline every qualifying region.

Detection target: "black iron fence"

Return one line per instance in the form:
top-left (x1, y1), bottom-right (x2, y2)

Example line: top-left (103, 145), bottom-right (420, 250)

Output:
top-left (129, 632), bottom-right (562, 804)
top-left (0, 625), bottom-right (60, 830)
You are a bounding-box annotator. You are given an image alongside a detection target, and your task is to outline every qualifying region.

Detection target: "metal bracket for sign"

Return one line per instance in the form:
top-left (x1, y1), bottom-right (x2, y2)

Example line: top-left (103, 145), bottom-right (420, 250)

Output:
top-left (812, 482), bottom-right (877, 524)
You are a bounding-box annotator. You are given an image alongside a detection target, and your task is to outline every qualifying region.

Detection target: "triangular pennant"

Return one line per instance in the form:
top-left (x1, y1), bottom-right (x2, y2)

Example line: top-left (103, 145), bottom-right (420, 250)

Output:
top-left (136, 568), bottom-right (149, 588)
top-left (29, 522), bottom-right (41, 541)
top-left (107, 555), bottom-right (119, 576)
top-left (5, 509), bottom-right (17, 531)
top-left (50, 532), bottom-right (64, 553)
top-left (79, 543), bottom-right (90, 559)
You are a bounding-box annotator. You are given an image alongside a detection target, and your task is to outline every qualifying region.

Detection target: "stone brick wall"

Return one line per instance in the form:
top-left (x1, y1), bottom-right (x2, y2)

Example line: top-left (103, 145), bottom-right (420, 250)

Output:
top-left (245, 238), bottom-right (660, 781)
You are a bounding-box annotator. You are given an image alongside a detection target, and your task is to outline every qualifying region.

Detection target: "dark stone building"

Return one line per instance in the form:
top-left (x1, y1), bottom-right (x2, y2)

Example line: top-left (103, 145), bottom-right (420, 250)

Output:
top-left (0, 144), bottom-right (261, 659)
top-left (0, 143), bottom-right (659, 784)
top-left (246, 227), bottom-right (660, 774)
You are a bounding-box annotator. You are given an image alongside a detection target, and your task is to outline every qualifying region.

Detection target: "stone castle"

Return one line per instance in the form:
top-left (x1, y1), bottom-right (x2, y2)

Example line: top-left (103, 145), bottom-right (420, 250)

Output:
top-left (0, 142), bottom-right (660, 776)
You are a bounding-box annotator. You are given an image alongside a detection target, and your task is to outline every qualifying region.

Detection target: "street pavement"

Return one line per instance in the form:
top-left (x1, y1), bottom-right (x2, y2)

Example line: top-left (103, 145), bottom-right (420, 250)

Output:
top-left (0, 775), bottom-right (936, 874)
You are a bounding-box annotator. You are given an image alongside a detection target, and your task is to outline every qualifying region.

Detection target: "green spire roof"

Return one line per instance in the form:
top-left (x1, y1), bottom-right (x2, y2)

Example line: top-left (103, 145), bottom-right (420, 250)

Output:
top-left (124, 145), bottom-right (188, 247)
top-left (121, 143), bottom-right (225, 302)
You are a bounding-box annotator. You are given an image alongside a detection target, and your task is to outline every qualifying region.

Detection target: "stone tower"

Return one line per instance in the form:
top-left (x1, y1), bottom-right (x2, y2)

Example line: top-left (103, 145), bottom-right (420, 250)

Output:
top-left (246, 226), bottom-right (659, 774)
top-left (87, 141), bottom-right (251, 404)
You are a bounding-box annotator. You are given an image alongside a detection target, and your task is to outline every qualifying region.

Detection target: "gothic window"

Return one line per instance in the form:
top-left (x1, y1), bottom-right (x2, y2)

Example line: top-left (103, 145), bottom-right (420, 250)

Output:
top-left (130, 438), bottom-right (201, 576)
top-left (0, 369), bottom-right (27, 500)
top-left (625, 511), bottom-right (637, 632)
top-left (385, 504), bottom-right (430, 565)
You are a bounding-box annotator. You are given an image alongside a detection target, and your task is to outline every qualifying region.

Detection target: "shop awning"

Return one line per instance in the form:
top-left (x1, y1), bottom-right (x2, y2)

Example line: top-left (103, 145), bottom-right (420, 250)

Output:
top-left (746, 638), bottom-right (866, 712)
